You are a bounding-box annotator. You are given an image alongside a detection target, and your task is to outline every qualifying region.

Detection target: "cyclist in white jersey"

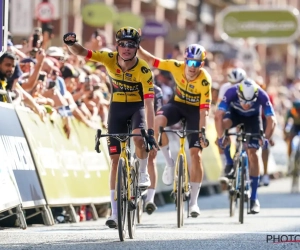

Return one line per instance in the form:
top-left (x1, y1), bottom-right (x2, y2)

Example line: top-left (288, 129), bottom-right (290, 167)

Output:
top-left (216, 68), bottom-right (246, 177)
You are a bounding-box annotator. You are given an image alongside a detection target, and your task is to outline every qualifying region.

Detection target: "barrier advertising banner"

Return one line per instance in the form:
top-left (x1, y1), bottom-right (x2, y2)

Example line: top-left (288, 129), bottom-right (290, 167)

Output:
top-left (16, 107), bottom-right (110, 205)
top-left (0, 103), bottom-right (46, 208)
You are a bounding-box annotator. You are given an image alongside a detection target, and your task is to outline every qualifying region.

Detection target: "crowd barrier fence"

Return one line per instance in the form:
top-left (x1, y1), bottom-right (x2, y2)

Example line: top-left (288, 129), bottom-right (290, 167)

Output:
top-left (0, 103), bottom-right (288, 228)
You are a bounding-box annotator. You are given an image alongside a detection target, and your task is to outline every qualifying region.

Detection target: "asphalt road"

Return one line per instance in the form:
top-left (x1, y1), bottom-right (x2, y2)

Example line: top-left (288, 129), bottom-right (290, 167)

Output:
top-left (0, 177), bottom-right (300, 250)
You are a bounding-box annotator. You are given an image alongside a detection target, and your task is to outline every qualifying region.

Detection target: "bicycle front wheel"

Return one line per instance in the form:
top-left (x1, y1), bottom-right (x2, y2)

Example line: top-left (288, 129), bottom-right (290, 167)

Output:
top-left (292, 152), bottom-right (300, 193)
top-left (128, 161), bottom-right (137, 239)
top-left (239, 156), bottom-right (246, 224)
top-left (117, 158), bottom-right (127, 241)
top-left (177, 155), bottom-right (184, 228)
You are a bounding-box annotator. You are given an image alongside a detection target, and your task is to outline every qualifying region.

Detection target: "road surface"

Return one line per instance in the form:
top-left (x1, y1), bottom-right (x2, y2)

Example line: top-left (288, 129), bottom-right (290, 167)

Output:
top-left (0, 177), bottom-right (299, 249)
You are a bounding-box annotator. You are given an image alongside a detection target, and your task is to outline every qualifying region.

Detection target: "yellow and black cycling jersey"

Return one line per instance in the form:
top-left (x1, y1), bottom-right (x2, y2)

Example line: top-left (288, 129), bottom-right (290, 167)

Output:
top-left (153, 59), bottom-right (211, 109)
top-left (86, 50), bottom-right (154, 103)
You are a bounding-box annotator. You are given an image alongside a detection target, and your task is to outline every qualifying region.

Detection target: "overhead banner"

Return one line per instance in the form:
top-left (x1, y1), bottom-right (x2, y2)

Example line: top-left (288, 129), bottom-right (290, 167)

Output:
top-left (216, 6), bottom-right (300, 44)
top-left (0, 103), bottom-right (46, 208)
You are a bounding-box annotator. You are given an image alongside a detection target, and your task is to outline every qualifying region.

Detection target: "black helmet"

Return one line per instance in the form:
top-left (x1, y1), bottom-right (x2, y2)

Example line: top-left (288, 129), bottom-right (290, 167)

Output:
top-left (115, 27), bottom-right (141, 44)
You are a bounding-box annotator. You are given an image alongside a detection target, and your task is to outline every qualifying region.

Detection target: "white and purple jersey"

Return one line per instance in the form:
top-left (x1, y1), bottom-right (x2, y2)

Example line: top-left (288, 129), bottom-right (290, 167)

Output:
top-left (217, 85), bottom-right (275, 117)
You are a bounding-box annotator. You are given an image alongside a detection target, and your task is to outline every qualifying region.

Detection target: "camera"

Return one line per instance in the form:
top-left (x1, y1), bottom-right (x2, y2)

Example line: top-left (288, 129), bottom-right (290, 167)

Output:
top-left (30, 48), bottom-right (39, 59)
top-left (46, 81), bottom-right (56, 89)
top-left (38, 74), bottom-right (46, 82)
top-left (32, 27), bottom-right (42, 48)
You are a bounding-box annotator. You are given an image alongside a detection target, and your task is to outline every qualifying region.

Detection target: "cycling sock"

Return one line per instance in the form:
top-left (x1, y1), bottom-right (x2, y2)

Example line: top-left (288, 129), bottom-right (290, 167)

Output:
top-left (146, 188), bottom-right (155, 203)
top-left (250, 176), bottom-right (260, 201)
top-left (136, 156), bottom-right (148, 173)
top-left (160, 145), bottom-right (174, 167)
top-left (110, 190), bottom-right (117, 215)
top-left (224, 145), bottom-right (233, 165)
top-left (189, 182), bottom-right (202, 207)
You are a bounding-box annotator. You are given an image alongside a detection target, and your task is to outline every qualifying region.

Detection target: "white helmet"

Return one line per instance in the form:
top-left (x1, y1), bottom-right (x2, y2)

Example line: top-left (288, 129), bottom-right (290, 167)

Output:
top-left (185, 44), bottom-right (206, 61)
top-left (237, 79), bottom-right (259, 102)
top-left (227, 68), bottom-right (246, 83)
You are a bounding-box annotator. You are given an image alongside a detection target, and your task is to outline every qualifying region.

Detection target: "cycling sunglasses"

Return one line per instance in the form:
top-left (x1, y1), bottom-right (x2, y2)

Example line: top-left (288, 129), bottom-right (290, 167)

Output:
top-left (186, 59), bottom-right (202, 67)
top-left (118, 41), bottom-right (138, 49)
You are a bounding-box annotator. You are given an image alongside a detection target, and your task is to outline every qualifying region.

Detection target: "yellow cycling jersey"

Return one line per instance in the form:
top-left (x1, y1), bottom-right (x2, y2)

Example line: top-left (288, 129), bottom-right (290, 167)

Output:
top-left (153, 59), bottom-right (211, 109)
top-left (86, 50), bottom-right (154, 103)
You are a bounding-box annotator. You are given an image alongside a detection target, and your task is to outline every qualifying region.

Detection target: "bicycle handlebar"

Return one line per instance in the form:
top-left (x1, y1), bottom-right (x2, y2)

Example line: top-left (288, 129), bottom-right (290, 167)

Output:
top-left (224, 129), bottom-right (265, 142)
top-left (95, 128), bottom-right (150, 153)
top-left (158, 126), bottom-right (209, 147)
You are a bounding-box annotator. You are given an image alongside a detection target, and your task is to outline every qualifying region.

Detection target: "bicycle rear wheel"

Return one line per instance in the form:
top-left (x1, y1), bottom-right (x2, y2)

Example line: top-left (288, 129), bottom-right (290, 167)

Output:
top-left (177, 155), bottom-right (184, 228)
top-left (117, 158), bottom-right (127, 241)
top-left (128, 164), bottom-right (137, 239)
top-left (239, 156), bottom-right (246, 224)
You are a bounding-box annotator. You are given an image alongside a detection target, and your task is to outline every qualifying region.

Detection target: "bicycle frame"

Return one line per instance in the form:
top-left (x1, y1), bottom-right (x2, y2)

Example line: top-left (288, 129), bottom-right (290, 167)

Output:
top-left (114, 139), bottom-right (131, 201)
top-left (95, 124), bottom-right (149, 203)
top-left (158, 120), bottom-right (207, 196)
top-left (233, 137), bottom-right (250, 193)
top-left (173, 134), bottom-right (189, 195)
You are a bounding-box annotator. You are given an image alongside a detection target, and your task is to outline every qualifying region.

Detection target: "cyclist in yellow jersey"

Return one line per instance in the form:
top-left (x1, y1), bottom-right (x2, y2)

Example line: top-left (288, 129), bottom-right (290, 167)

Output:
top-left (138, 43), bottom-right (211, 218)
top-left (63, 27), bottom-right (158, 228)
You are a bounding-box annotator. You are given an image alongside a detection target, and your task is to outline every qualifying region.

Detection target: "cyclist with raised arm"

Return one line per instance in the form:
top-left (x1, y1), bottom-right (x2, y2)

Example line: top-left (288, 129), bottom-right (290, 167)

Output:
top-left (138, 43), bottom-right (211, 218)
top-left (215, 79), bottom-right (277, 214)
top-left (63, 27), bottom-right (158, 228)
top-left (216, 68), bottom-right (246, 178)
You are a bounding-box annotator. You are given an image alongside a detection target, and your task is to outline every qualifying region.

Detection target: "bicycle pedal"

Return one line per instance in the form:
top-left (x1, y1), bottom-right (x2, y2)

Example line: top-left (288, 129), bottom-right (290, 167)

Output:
top-left (128, 201), bottom-right (136, 211)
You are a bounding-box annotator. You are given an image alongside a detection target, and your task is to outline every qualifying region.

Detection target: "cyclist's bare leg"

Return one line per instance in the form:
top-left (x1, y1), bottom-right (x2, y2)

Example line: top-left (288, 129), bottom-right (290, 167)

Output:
top-left (108, 154), bottom-right (120, 219)
top-left (155, 115), bottom-right (175, 185)
top-left (147, 153), bottom-right (157, 202)
top-left (247, 148), bottom-right (261, 213)
top-left (221, 118), bottom-right (234, 176)
top-left (155, 115), bottom-right (173, 166)
top-left (189, 148), bottom-right (203, 210)
top-left (154, 115), bottom-right (169, 146)
top-left (132, 128), bottom-right (150, 187)
top-left (262, 148), bottom-right (269, 175)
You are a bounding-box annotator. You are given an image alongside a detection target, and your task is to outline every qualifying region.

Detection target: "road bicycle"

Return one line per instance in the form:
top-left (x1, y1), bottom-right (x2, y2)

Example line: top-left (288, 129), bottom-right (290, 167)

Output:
top-left (158, 118), bottom-right (208, 228)
top-left (95, 120), bottom-right (149, 241)
top-left (224, 124), bottom-right (264, 224)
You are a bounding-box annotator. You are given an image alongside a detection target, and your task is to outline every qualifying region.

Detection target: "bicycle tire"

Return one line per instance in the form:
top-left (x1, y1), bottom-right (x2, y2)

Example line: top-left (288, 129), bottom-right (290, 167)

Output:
top-left (128, 164), bottom-right (137, 239)
top-left (292, 148), bottom-right (300, 193)
top-left (117, 158), bottom-right (127, 241)
top-left (177, 155), bottom-right (184, 228)
top-left (239, 156), bottom-right (246, 224)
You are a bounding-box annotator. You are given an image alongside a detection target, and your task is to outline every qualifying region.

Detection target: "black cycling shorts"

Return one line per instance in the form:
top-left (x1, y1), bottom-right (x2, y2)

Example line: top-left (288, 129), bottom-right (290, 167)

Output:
top-left (107, 102), bottom-right (145, 155)
top-left (224, 108), bottom-right (262, 149)
top-left (156, 102), bottom-right (201, 149)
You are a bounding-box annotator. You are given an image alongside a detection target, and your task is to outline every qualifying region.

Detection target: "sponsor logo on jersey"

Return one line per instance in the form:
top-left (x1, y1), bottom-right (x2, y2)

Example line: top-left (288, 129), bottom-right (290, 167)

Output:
top-left (108, 52), bottom-right (114, 58)
top-left (116, 69), bottom-right (121, 73)
top-left (125, 73), bottom-right (132, 77)
top-left (149, 88), bottom-right (154, 91)
top-left (189, 84), bottom-right (194, 89)
top-left (202, 79), bottom-right (209, 86)
top-left (174, 61), bottom-right (181, 67)
top-left (111, 79), bottom-right (139, 91)
top-left (206, 99), bottom-right (211, 103)
top-left (141, 66), bottom-right (149, 74)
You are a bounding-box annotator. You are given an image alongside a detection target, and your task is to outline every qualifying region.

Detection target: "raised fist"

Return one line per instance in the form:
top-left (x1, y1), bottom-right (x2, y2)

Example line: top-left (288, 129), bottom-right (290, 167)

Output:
top-left (63, 32), bottom-right (77, 46)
